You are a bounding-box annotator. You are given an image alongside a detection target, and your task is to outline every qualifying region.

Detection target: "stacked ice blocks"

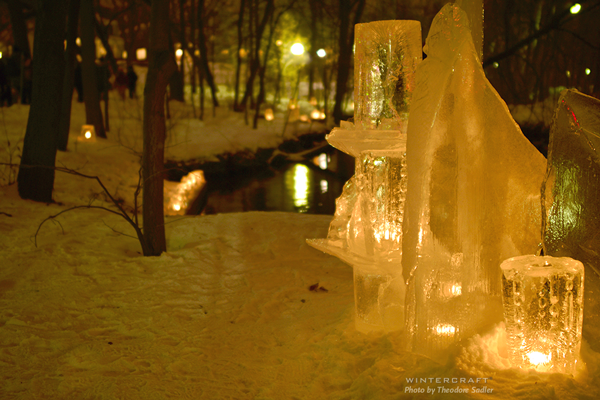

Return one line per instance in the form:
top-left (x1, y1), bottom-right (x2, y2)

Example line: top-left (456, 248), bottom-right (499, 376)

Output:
top-left (308, 20), bottom-right (421, 333)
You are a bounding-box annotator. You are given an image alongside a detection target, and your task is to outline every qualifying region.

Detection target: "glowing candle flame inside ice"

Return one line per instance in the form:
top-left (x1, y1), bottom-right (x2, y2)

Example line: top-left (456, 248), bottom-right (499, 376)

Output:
top-left (451, 284), bottom-right (462, 296)
top-left (527, 351), bottom-right (551, 366)
top-left (85, 131), bottom-right (92, 139)
top-left (264, 108), bottom-right (274, 121)
top-left (435, 324), bottom-right (456, 335)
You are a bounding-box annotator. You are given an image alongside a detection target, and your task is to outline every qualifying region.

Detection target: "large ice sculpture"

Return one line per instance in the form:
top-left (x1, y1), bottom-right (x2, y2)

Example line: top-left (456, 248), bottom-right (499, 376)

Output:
top-left (542, 89), bottom-right (600, 352)
top-left (402, 4), bottom-right (547, 358)
top-left (308, 20), bottom-right (421, 333)
top-left (501, 255), bottom-right (584, 374)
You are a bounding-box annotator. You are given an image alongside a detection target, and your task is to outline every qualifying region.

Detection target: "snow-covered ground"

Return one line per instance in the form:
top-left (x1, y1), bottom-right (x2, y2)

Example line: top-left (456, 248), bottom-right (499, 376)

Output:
top-left (1, 92), bottom-right (599, 399)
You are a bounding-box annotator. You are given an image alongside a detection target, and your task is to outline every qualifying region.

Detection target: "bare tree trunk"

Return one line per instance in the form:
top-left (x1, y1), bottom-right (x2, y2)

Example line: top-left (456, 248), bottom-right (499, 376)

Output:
top-left (6, 0), bottom-right (31, 59)
top-left (240, 0), bottom-right (273, 111)
top-left (17, 0), bottom-right (67, 202)
top-left (198, 0), bottom-right (219, 107)
top-left (233, 0), bottom-right (246, 110)
top-left (179, 0), bottom-right (187, 99)
top-left (168, 34), bottom-right (185, 102)
top-left (80, 0), bottom-right (106, 138)
top-left (94, 16), bottom-right (119, 74)
top-left (333, 0), bottom-right (365, 125)
top-left (308, 0), bottom-right (319, 101)
top-left (142, 0), bottom-right (178, 256)
top-left (58, 0), bottom-right (81, 152)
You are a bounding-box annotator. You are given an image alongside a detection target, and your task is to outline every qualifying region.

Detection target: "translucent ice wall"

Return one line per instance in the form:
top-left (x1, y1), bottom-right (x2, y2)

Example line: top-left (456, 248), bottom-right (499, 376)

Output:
top-left (354, 20), bottom-right (421, 131)
top-left (542, 89), bottom-right (600, 352)
top-left (402, 4), bottom-right (547, 358)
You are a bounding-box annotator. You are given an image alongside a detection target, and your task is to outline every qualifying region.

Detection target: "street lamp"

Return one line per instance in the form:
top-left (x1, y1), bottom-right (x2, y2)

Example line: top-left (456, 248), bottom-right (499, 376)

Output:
top-left (291, 42), bottom-right (305, 56)
top-left (570, 3), bottom-right (581, 14)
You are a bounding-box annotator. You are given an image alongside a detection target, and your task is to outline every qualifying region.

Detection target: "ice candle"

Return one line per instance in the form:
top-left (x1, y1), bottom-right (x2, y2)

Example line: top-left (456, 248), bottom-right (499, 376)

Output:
top-left (500, 255), bottom-right (584, 374)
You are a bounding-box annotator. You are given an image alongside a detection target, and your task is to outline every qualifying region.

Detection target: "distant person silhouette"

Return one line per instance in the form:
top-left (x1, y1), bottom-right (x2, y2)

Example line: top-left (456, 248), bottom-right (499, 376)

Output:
top-left (126, 65), bottom-right (137, 99)
top-left (0, 59), bottom-right (12, 107)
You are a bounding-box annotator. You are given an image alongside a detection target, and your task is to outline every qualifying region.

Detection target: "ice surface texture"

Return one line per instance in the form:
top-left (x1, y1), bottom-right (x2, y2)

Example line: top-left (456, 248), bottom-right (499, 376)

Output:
top-left (402, 4), bottom-right (547, 358)
top-left (354, 21), bottom-right (422, 131)
top-left (542, 89), bottom-right (600, 352)
top-left (501, 255), bottom-right (583, 374)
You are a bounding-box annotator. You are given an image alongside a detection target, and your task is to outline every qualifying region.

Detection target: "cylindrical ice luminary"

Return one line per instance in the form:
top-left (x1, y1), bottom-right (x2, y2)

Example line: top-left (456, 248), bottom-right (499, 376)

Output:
top-left (500, 255), bottom-right (584, 374)
top-left (79, 124), bottom-right (96, 142)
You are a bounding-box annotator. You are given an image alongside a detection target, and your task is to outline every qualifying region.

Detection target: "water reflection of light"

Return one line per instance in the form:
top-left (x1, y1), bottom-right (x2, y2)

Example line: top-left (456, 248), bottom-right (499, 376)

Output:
top-left (314, 153), bottom-right (328, 170)
top-left (320, 180), bottom-right (328, 193)
top-left (292, 164), bottom-right (309, 211)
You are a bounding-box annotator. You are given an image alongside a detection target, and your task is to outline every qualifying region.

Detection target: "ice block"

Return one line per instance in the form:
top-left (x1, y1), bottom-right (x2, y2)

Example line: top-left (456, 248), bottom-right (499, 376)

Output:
top-left (501, 255), bottom-right (584, 374)
top-left (354, 20), bottom-right (422, 131)
top-left (542, 89), bottom-right (600, 352)
top-left (402, 4), bottom-right (547, 359)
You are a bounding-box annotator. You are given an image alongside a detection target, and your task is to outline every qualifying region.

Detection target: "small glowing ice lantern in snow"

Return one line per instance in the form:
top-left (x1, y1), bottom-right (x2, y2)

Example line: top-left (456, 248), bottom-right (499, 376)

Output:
top-left (264, 108), bottom-right (274, 121)
top-left (78, 125), bottom-right (96, 142)
top-left (501, 255), bottom-right (584, 374)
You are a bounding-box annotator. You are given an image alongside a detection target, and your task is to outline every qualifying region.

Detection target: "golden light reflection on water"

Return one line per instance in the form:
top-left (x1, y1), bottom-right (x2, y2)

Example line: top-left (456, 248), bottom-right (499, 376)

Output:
top-left (285, 164), bottom-right (310, 212)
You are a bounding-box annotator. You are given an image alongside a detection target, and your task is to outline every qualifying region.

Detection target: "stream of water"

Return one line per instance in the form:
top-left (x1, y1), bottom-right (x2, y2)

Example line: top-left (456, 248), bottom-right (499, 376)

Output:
top-left (195, 150), bottom-right (350, 215)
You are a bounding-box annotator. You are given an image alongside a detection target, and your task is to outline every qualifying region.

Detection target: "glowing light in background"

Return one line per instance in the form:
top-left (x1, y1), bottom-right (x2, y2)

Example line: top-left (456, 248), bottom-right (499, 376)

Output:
top-left (493, 62), bottom-right (499, 68)
top-left (264, 108), bottom-right (274, 121)
top-left (175, 49), bottom-right (183, 59)
top-left (136, 48), bottom-right (147, 60)
top-left (78, 125), bottom-right (96, 143)
top-left (570, 3), bottom-right (581, 14)
top-left (291, 43), bottom-right (305, 56)
top-left (165, 170), bottom-right (205, 216)
top-left (586, 68), bottom-right (591, 75)
top-left (317, 48), bottom-right (327, 58)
